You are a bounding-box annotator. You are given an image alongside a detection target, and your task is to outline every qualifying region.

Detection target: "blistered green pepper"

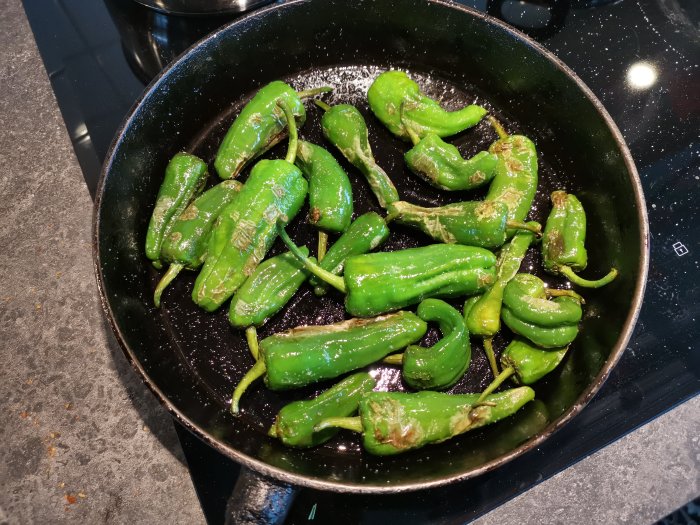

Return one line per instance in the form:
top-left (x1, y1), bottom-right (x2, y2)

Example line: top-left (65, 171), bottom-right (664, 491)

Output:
top-left (367, 70), bottom-right (487, 141)
top-left (387, 200), bottom-right (541, 249)
top-left (268, 372), bottom-right (375, 448)
top-left (193, 101), bottom-right (308, 311)
top-left (314, 387), bottom-right (534, 455)
top-left (542, 190), bottom-right (618, 288)
top-left (317, 101), bottom-right (400, 208)
top-left (309, 212), bottom-right (390, 296)
top-left (279, 225), bottom-right (498, 317)
top-left (214, 81), bottom-right (331, 179)
top-left (404, 133), bottom-right (498, 191)
top-left (145, 152), bottom-right (209, 267)
top-left (154, 180), bottom-right (243, 306)
top-left (231, 311), bottom-right (427, 412)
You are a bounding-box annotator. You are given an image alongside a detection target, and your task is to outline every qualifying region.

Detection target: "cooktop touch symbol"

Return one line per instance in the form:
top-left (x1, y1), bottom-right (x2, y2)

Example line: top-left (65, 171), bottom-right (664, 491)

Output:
top-left (673, 241), bottom-right (689, 257)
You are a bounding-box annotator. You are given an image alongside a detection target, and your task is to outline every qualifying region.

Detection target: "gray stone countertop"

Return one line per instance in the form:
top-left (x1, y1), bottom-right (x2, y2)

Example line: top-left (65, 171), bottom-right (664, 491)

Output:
top-left (0, 1), bottom-right (697, 523)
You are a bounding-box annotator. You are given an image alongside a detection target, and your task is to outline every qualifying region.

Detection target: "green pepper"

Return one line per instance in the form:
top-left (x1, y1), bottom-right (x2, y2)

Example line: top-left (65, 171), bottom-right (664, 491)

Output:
top-left (153, 180), bottom-right (243, 306)
top-left (314, 387), bottom-right (534, 455)
top-left (214, 81), bottom-right (331, 179)
top-left (309, 212), bottom-right (390, 296)
top-left (269, 372), bottom-right (375, 448)
top-left (145, 152), bottom-right (209, 267)
top-left (501, 339), bottom-right (569, 385)
top-left (404, 133), bottom-right (498, 191)
top-left (279, 225), bottom-right (498, 317)
top-left (401, 299), bottom-right (471, 391)
top-left (317, 101), bottom-right (400, 208)
top-left (193, 101), bottom-right (308, 312)
top-left (231, 311), bottom-right (427, 412)
top-left (542, 190), bottom-right (618, 288)
top-left (485, 118), bottom-right (538, 236)
top-left (387, 200), bottom-right (541, 249)
top-left (367, 70), bottom-right (487, 141)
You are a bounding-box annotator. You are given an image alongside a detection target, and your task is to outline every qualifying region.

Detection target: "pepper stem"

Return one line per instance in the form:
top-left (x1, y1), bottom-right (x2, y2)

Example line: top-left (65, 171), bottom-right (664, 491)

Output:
top-left (153, 263), bottom-right (184, 307)
top-left (488, 116), bottom-right (509, 140)
top-left (314, 416), bottom-right (363, 434)
top-left (314, 100), bottom-right (332, 112)
top-left (296, 86), bottom-right (333, 99)
top-left (560, 265), bottom-right (618, 288)
top-left (546, 288), bottom-right (586, 304)
top-left (245, 326), bottom-right (259, 361)
top-left (278, 99), bottom-right (298, 164)
top-left (483, 337), bottom-right (500, 379)
top-left (477, 366), bottom-right (515, 403)
top-left (267, 424), bottom-right (278, 438)
top-left (506, 220), bottom-right (542, 237)
top-left (317, 231), bottom-right (328, 262)
top-left (276, 222), bottom-right (347, 293)
top-left (382, 353), bottom-right (404, 365)
top-left (399, 102), bottom-right (422, 146)
top-left (230, 359), bottom-right (266, 414)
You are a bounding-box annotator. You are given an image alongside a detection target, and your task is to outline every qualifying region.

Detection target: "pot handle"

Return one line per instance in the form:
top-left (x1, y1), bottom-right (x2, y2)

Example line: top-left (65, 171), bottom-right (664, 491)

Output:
top-left (225, 466), bottom-right (299, 524)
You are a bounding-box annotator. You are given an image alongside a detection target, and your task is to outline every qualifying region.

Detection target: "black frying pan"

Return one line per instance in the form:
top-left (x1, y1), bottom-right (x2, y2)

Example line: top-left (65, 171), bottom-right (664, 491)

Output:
top-left (93, 1), bottom-right (648, 522)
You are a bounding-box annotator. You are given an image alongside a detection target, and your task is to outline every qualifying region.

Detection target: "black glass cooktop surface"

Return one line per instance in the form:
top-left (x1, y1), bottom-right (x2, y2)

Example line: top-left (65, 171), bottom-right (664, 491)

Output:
top-left (22, 0), bottom-right (699, 523)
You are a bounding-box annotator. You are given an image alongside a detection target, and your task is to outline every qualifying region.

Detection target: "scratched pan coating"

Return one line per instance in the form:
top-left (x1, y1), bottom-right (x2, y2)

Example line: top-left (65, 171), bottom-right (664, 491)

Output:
top-left (94, 0), bottom-right (648, 492)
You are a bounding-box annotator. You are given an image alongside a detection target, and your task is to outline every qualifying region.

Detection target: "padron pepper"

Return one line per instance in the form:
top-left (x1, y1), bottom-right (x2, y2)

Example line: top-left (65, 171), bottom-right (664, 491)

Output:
top-left (386, 200), bottom-right (541, 249)
top-left (214, 81), bottom-right (331, 179)
top-left (316, 100), bottom-right (400, 208)
top-left (542, 190), bottom-right (618, 288)
top-left (367, 70), bottom-right (487, 141)
top-left (193, 100), bottom-right (308, 311)
top-left (314, 386), bottom-right (535, 455)
top-left (145, 152), bottom-right (209, 268)
top-left (501, 274), bottom-right (583, 349)
top-left (268, 372), bottom-right (375, 448)
top-left (154, 179), bottom-right (243, 306)
top-left (309, 212), bottom-right (390, 296)
top-left (279, 225), bottom-right (498, 317)
top-left (231, 311), bottom-right (427, 413)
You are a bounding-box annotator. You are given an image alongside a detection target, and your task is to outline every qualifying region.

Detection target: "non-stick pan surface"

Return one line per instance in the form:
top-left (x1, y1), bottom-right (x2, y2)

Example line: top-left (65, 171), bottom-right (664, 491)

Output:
top-left (94, 0), bottom-right (648, 493)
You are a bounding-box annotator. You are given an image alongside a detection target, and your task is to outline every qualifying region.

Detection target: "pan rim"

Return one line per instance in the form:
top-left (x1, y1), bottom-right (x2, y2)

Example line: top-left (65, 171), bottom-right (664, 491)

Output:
top-left (93, 0), bottom-right (650, 493)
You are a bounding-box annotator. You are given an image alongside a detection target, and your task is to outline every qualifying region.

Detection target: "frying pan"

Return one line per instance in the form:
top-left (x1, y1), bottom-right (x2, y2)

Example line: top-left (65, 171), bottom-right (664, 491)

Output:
top-left (93, 0), bottom-right (648, 522)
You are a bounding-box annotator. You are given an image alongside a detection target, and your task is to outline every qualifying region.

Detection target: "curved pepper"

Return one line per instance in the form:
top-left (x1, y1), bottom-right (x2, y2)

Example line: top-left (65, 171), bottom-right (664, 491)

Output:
top-left (315, 387), bottom-right (534, 455)
top-left (145, 152), bottom-right (209, 267)
top-left (317, 101), bottom-right (400, 208)
top-left (501, 308), bottom-right (579, 348)
top-left (404, 133), bottom-right (498, 191)
top-left (501, 339), bottom-right (569, 385)
top-left (154, 180), bottom-right (243, 306)
top-left (401, 299), bottom-right (471, 391)
top-left (367, 70), bottom-right (487, 141)
top-left (387, 200), bottom-right (541, 249)
top-left (542, 190), bottom-right (618, 288)
top-left (230, 311), bottom-right (427, 412)
top-left (269, 372), bottom-right (375, 448)
top-left (502, 274), bottom-right (583, 327)
top-left (214, 81), bottom-right (331, 179)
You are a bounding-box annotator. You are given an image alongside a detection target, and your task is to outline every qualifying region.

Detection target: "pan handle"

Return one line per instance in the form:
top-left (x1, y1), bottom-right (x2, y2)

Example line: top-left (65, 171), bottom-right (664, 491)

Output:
top-left (225, 467), bottom-right (299, 524)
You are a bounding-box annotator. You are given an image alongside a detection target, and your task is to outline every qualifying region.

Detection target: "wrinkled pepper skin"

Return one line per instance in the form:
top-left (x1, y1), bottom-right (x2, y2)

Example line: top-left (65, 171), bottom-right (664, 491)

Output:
top-left (192, 159), bottom-right (307, 311)
top-left (228, 248), bottom-right (311, 328)
top-left (357, 387), bottom-right (535, 455)
top-left (501, 339), bottom-right (568, 385)
top-left (310, 212), bottom-right (390, 295)
top-left (404, 134), bottom-right (498, 191)
top-left (501, 308), bottom-right (579, 348)
top-left (145, 152), bottom-right (209, 265)
top-left (214, 81), bottom-right (306, 180)
top-left (295, 140), bottom-right (353, 233)
top-left (502, 274), bottom-right (582, 327)
top-left (465, 225), bottom-right (538, 336)
top-left (367, 70), bottom-right (487, 141)
top-left (343, 244), bottom-right (497, 317)
top-left (154, 180), bottom-right (243, 306)
top-left (320, 103), bottom-right (400, 208)
top-left (388, 200), bottom-right (517, 249)
top-left (271, 372), bottom-right (375, 448)
top-left (402, 299), bottom-right (471, 391)
top-left (261, 312), bottom-right (427, 390)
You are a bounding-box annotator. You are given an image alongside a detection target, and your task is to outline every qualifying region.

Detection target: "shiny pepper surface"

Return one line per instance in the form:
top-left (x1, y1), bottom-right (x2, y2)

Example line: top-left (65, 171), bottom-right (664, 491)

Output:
top-left (145, 152), bottom-right (209, 266)
top-left (192, 159), bottom-right (307, 311)
top-left (367, 70), bottom-right (487, 141)
top-left (501, 339), bottom-right (568, 385)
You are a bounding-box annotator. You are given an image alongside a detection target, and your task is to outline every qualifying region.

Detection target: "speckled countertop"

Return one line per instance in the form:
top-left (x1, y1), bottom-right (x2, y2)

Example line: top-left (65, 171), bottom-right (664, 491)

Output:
top-left (0, 1), bottom-right (697, 523)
